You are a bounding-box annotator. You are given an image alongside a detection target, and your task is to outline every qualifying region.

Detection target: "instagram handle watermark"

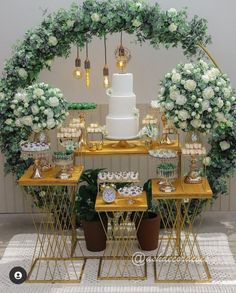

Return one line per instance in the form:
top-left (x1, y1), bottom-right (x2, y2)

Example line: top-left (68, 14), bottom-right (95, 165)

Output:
top-left (132, 252), bottom-right (206, 266)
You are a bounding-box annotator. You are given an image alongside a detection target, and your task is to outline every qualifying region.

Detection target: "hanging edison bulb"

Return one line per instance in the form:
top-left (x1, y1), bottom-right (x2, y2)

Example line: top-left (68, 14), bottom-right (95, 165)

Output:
top-left (115, 32), bottom-right (131, 72)
top-left (103, 36), bottom-right (110, 88)
top-left (72, 46), bottom-right (83, 79)
top-left (84, 42), bottom-right (91, 88)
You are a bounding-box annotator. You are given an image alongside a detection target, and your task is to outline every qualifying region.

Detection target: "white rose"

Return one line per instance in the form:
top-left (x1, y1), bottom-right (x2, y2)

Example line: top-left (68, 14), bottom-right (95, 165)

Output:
top-left (202, 75), bottom-right (209, 83)
top-left (46, 109), bottom-right (54, 118)
top-left (179, 121), bottom-right (187, 129)
top-left (178, 110), bottom-right (189, 121)
top-left (165, 102), bottom-right (174, 110)
top-left (47, 118), bottom-right (56, 129)
top-left (33, 88), bottom-right (44, 97)
top-left (217, 99), bottom-right (224, 108)
top-left (91, 13), bottom-right (100, 22)
top-left (207, 68), bottom-right (220, 81)
top-left (171, 73), bottom-right (181, 83)
top-left (31, 104), bottom-right (39, 115)
top-left (202, 100), bottom-right (210, 111)
top-left (21, 115), bottom-right (33, 126)
top-left (49, 96), bottom-right (59, 107)
top-left (190, 119), bottom-right (201, 129)
top-left (168, 23), bottom-right (177, 32)
top-left (219, 141), bottom-right (230, 151)
top-left (18, 68), bottom-right (28, 79)
top-left (223, 88), bottom-right (231, 98)
top-left (5, 118), bottom-right (13, 125)
top-left (203, 87), bottom-right (214, 99)
top-left (32, 124), bottom-right (41, 133)
top-left (203, 157), bottom-right (211, 166)
top-left (169, 90), bottom-right (179, 101)
top-left (132, 19), bottom-right (142, 27)
top-left (15, 119), bottom-right (21, 127)
top-left (66, 20), bottom-right (75, 28)
top-left (184, 63), bottom-right (194, 71)
top-left (215, 112), bottom-right (226, 123)
top-left (184, 80), bottom-right (197, 92)
top-left (0, 92), bottom-right (5, 100)
top-left (168, 8), bottom-right (177, 16)
top-left (48, 36), bottom-right (58, 46)
top-left (151, 100), bottom-right (160, 109)
top-left (176, 95), bottom-right (187, 105)
top-left (10, 104), bottom-right (16, 109)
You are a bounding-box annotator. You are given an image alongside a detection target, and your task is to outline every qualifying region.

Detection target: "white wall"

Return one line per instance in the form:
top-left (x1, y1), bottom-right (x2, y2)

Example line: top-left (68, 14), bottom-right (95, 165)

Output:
top-left (0, 0), bottom-right (235, 213)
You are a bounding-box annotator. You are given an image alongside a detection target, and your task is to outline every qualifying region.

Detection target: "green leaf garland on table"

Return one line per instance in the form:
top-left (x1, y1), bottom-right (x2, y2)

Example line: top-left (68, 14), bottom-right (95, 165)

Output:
top-left (68, 102), bottom-right (97, 110)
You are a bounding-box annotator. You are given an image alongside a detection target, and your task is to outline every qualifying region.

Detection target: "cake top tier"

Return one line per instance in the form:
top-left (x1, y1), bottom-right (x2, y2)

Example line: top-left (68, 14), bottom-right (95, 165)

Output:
top-left (110, 73), bottom-right (134, 96)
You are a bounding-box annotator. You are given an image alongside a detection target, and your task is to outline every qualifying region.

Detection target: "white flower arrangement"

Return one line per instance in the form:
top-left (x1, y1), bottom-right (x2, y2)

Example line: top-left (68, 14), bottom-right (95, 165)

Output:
top-left (10, 83), bottom-right (68, 132)
top-left (158, 60), bottom-right (235, 133)
top-left (139, 124), bottom-right (159, 139)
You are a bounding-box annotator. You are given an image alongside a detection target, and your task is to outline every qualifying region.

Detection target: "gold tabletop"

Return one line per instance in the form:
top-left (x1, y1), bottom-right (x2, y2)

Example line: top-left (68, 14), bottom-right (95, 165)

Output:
top-left (95, 191), bottom-right (148, 212)
top-left (152, 178), bottom-right (213, 199)
top-left (74, 140), bottom-right (180, 156)
top-left (18, 165), bottom-right (84, 186)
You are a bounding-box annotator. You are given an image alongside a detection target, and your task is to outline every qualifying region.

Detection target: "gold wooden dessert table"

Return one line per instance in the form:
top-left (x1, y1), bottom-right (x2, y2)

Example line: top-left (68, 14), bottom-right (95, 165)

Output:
top-left (152, 177), bottom-right (213, 283)
top-left (18, 165), bottom-right (85, 283)
top-left (95, 192), bottom-right (148, 280)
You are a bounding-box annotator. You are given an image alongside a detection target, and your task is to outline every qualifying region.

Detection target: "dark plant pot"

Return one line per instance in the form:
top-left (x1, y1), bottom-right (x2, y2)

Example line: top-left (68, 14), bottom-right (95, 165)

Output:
top-left (81, 218), bottom-right (107, 252)
top-left (136, 213), bottom-right (161, 251)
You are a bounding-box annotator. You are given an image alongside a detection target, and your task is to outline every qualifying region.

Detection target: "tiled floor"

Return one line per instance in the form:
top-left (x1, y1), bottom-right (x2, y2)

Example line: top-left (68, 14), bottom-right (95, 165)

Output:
top-left (0, 212), bottom-right (236, 261)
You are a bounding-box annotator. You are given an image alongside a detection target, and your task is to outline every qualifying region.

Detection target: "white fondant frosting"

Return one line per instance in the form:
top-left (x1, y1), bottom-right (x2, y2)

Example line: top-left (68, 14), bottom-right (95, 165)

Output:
top-left (106, 73), bottom-right (139, 139)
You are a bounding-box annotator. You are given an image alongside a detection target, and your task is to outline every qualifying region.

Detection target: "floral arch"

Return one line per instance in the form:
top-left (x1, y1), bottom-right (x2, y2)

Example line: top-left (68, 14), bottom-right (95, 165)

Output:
top-left (0, 0), bottom-right (235, 201)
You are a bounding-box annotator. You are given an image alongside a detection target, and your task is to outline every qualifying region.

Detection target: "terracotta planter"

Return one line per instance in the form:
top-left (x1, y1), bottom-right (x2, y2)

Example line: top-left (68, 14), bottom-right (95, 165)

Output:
top-left (136, 213), bottom-right (161, 251)
top-left (82, 218), bottom-right (107, 252)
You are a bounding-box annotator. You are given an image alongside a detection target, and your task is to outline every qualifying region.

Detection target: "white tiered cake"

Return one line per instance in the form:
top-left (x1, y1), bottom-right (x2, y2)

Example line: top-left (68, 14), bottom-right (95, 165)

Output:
top-left (106, 73), bottom-right (139, 139)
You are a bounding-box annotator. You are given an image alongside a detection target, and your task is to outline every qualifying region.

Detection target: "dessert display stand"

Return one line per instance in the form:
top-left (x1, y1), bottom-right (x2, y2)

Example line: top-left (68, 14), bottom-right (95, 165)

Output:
top-left (18, 165), bottom-right (85, 283)
top-left (152, 178), bottom-right (213, 283)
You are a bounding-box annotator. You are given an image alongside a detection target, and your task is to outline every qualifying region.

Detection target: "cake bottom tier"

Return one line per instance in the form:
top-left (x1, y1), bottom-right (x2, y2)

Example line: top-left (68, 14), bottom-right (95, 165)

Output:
top-left (106, 116), bottom-right (139, 140)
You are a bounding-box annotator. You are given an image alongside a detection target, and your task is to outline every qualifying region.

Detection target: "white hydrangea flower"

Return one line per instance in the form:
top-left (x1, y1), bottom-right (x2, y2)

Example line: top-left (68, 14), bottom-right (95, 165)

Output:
top-left (168, 8), bottom-right (177, 16)
top-left (223, 87), bottom-right (231, 98)
top-left (176, 95), bottom-right (187, 105)
top-left (219, 141), bottom-right (230, 151)
top-left (48, 36), bottom-right (58, 46)
top-left (33, 88), bottom-right (44, 97)
top-left (190, 119), bottom-right (201, 128)
top-left (91, 13), bottom-right (100, 22)
top-left (49, 96), bottom-right (59, 107)
top-left (18, 68), bottom-right (28, 79)
top-left (5, 118), bottom-right (13, 125)
top-left (168, 23), bottom-right (177, 32)
top-left (184, 80), bottom-right (197, 92)
top-left (203, 87), bottom-right (214, 99)
top-left (171, 73), bottom-right (181, 83)
top-left (178, 110), bottom-right (189, 121)
top-left (31, 104), bottom-right (39, 115)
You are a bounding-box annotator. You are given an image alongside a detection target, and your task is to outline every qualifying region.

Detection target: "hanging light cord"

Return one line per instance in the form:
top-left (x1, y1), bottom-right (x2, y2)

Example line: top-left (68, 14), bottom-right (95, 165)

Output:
top-left (104, 36), bottom-right (107, 64)
top-left (120, 31), bottom-right (123, 46)
top-left (77, 46), bottom-right (79, 58)
top-left (86, 42), bottom-right (89, 59)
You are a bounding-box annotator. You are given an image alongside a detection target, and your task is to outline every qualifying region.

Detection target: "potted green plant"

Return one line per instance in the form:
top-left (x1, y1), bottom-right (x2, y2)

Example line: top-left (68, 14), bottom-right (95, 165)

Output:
top-left (77, 168), bottom-right (107, 252)
top-left (136, 180), bottom-right (161, 251)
